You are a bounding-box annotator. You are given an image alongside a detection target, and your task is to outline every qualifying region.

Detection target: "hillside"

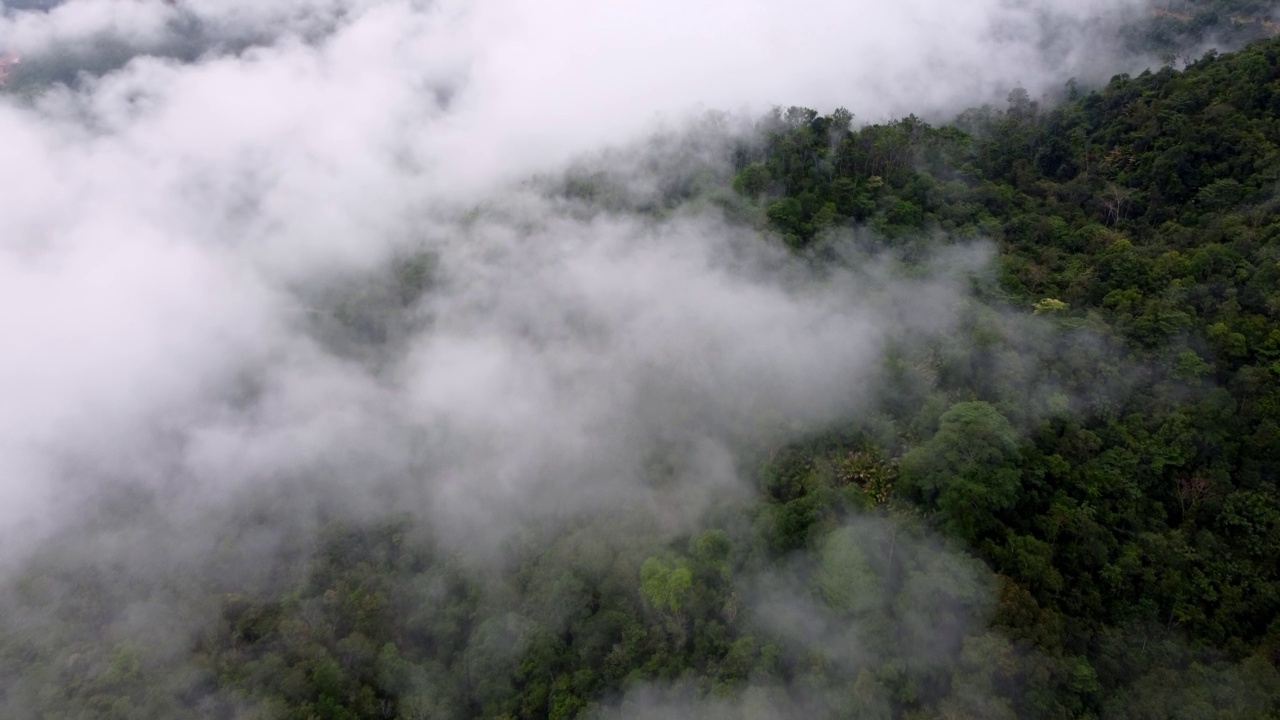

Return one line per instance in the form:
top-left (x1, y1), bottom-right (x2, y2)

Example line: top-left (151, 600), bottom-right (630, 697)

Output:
top-left (4, 31), bottom-right (1280, 720)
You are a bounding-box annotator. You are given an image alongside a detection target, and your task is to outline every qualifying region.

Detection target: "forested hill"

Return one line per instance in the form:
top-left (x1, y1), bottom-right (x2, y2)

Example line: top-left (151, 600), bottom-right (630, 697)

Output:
top-left (1137, 0), bottom-right (1279, 58)
top-left (8, 25), bottom-right (1280, 720)
top-left (725, 34), bottom-right (1280, 712)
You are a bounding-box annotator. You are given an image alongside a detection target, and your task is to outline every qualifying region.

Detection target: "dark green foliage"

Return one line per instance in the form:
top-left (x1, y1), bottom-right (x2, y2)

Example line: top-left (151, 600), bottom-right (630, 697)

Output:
top-left (9, 20), bottom-right (1280, 720)
top-left (900, 401), bottom-right (1022, 543)
top-left (727, 33), bottom-right (1280, 719)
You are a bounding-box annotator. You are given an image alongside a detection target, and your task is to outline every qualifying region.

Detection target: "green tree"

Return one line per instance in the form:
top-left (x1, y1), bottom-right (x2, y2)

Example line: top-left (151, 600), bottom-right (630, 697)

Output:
top-left (900, 401), bottom-right (1023, 541)
top-left (639, 557), bottom-right (693, 613)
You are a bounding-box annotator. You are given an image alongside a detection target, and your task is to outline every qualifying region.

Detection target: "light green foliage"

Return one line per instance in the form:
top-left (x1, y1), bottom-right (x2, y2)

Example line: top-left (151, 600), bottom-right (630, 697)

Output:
top-left (1033, 297), bottom-right (1069, 314)
top-left (815, 527), bottom-right (879, 616)
top-left (639, 557), bottom-right (693, 612)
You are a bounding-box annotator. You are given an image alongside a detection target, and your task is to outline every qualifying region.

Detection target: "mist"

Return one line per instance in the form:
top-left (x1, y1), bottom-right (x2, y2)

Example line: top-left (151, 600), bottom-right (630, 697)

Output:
top-left (0, 0), bottom-right (1245, 717)
top-left (0, 0), bottom-right (1176, 571)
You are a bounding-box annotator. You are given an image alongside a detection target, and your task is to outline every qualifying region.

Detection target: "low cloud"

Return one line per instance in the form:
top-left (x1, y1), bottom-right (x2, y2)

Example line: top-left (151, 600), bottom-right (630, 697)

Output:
top-left (0, 0), bottom-right (1198, 715)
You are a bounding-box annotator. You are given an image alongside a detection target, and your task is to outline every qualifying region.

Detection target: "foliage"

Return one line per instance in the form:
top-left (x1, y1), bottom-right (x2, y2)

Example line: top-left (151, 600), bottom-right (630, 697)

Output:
top-left (8, 19), bottom-right (1280, 720)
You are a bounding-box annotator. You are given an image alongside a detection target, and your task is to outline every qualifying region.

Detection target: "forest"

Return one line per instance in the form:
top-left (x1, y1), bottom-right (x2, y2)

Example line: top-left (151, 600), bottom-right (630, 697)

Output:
top-left (4, 2), bottom-right (1280, 720)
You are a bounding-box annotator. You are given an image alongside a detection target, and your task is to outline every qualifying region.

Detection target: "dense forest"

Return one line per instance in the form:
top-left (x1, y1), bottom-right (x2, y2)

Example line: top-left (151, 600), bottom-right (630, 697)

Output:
top-left (6, 3), bottom-right (1280, 720)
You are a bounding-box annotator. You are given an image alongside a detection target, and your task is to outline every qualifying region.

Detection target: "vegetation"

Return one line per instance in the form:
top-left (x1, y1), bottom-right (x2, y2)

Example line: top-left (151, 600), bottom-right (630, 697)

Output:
top-left (7, 9), bottom-right (1280, 720)
top-left (714, 32), bottom-right (1280, 718)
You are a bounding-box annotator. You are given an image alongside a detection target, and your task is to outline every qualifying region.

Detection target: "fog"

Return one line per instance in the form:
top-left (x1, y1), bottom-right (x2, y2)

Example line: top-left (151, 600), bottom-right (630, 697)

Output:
top-left (0, 0), bottom-right (1196, 716)
top-left (0, 0), bottom-right (1174, 565)
top-left (3, 0), bottom-right (1161, 187)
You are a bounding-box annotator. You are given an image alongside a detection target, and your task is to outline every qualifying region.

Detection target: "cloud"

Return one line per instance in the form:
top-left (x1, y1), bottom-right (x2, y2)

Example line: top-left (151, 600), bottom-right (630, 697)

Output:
top-left (2, 0), bottom-right (1113, 557)
top-left (591, 518), bottom-right (999, 720)
top-left (3, 0), bottom-right (1163, 183)
top-left (0, 0), bottom-right (1179, 713)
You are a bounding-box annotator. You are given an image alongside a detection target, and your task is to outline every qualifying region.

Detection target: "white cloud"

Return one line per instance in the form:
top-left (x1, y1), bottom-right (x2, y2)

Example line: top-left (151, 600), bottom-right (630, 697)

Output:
top-left (0, 0), bottom-right (1154, 560)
